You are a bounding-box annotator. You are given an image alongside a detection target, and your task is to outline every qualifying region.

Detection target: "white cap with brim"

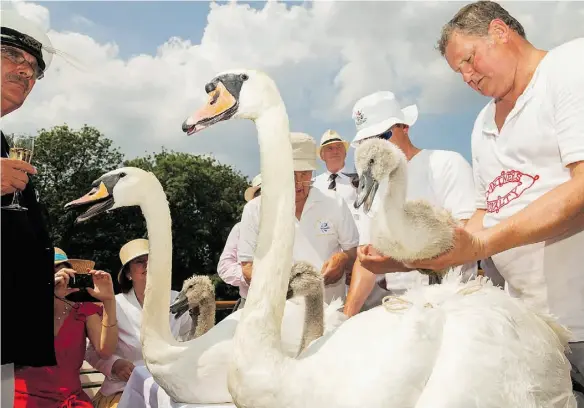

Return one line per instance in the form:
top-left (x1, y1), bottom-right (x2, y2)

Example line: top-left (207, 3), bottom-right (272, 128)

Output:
top-left (291, 132), bottom-right (317, 171)
top-left (1, 9), bottom-right (55, 74)
top-left (244, 174), bottom-right (262, 202)
top-left (351, 91), bottom-right (418, 147)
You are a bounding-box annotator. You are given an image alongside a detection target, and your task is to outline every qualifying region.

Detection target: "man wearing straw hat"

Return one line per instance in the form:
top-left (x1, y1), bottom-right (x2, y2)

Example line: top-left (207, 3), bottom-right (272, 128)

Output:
top-left (238, 132), bottom-right (359, 303)
top-left (344, 91), bottom-right (477, 316)
top-left (313, 130), bottom-right (358, 211)
top-left (1, 9), bottom-right (60, 406)
top-left (217, 174), bottom-right (262, 310)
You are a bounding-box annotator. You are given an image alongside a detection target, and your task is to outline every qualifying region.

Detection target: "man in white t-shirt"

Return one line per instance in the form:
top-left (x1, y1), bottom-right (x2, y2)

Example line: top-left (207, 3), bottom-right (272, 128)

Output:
top-left (238, 132), bottom-right (359, 303)
top-left (344, 91), bottom-right (477, 317)
top-left (409, 1), bottom-right (584, 400)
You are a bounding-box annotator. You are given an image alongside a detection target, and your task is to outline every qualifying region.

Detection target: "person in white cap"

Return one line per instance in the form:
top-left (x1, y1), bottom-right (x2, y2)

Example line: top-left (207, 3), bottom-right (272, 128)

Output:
top-left (238, 132), bottom-right (359, 303)
top-left (217, 174), bottom-right (262, 310)
top-left (1, 9), bottom-right (59, 406)
top-left (313, 130), bottom-right (358, 209)
top-left (85, 239), bottom-right (192, 408)
top-left (344, 91), bottom-right (477, 317)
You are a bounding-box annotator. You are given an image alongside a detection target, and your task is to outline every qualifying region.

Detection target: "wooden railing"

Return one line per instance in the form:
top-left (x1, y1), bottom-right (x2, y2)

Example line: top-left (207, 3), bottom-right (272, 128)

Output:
top-left (81, 299), bottom-right (239, 397)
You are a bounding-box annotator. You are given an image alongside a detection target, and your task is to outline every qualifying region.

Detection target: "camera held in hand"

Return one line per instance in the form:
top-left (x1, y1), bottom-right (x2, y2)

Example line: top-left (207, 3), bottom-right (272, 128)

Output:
top-left (67, 273), bottom-right (94, 289)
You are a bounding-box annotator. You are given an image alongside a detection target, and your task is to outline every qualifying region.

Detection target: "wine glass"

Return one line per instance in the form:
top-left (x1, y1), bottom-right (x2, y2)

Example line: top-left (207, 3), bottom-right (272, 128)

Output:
top-left (3, 135), bottom-right (36, 211)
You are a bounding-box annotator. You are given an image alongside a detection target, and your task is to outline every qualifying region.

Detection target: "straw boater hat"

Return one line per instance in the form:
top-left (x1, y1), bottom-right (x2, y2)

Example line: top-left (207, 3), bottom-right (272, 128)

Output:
top-left (317, 130), bottom-right (349, 157)
top-left (244, 174), bottom-right (262, 202)
top-left (54, 247), bottom-right (95, 273)
top-left (351, 91), bottom-right (418, 147)
top-left (291, 132), bottom-right (317, 171)
top-left (118, 239), bottom-right (149, 283)
top-left (1, 9), bottom-right (56, 78)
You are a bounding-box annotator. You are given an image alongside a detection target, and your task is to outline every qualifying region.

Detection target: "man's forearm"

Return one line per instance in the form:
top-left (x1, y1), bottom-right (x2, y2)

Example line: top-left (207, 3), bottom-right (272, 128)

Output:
top-left (241, 262), bottom-right (253, 283)
top-left (343, 259), bottom-right (376, 317)
top-left (482, 166), bottom-right (584, 256)
top-left (343, 247), bottom-right (357, 267)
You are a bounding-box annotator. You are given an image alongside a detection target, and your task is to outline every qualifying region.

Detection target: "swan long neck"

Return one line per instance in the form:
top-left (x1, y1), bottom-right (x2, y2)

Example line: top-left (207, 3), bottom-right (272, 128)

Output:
top-left (381, 163), bottom-right (408, 229)
top-left (237, 103), bottom-right (295, 348)
top-left (194, 299), bottom-right (215, 338)
top-left (298, 293), bottom-right (324, 354)
top-left (140, 188), bottom-right (176, 345)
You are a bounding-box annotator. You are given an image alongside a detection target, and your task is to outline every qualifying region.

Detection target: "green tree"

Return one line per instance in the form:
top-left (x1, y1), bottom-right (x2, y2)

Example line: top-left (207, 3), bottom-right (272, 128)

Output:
top-left (125, 150), bottom-right (248, 299)
top-left (22, 125), bottom-right (247, 300)
top-left (29, 124), bottom-right (145, 281)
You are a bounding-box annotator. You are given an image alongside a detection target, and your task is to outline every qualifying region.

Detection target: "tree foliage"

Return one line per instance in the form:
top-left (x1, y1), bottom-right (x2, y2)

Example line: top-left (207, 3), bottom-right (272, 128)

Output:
top-left (17, 124), bottom-right (246, 299)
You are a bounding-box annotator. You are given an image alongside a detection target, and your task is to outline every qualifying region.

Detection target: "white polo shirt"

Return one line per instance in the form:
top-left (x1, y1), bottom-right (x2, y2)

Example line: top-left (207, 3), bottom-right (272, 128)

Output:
top-left (238, 187), bottom-right (359, 303)
top-left (471, 38), bottom-right (584, 341)
top-left (312, 169), bottom-right (358, 215)
top-left (358, 149), bottom-right (477, 292)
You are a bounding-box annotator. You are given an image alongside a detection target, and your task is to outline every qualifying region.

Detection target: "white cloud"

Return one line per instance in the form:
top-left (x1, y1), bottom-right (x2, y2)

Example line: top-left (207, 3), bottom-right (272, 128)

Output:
top-left (2, 1), bottom-right (583, 178)
top-left (71, 15), bottom-right (95, 28)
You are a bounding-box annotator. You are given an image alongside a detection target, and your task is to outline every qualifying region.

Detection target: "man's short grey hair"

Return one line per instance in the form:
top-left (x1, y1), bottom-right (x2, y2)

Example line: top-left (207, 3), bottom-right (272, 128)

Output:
top-left (437, 1), bottom-right (526, 56)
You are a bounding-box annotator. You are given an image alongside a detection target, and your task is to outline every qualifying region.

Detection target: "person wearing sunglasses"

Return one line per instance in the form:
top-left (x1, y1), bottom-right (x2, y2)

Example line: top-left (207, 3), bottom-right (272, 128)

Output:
top-left (344, 91), bottom-right (477, 317)
top-left (238, 132), bottom-right (359, 304)
top-left (1, 10), bottom-right (60, 407)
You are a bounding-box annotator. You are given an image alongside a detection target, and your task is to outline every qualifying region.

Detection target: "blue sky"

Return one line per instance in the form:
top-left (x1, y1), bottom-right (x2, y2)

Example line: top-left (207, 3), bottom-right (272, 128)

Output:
top-left (44, 0), bottom-right (479, 164)
top-left (4, 1), bottom-right (583, 178)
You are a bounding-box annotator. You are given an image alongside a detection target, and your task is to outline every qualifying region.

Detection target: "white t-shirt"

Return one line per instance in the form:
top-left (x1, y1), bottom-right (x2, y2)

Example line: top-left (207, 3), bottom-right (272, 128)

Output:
top-left (471, 38), bottom-right (584, 341)
top-left (238, 187), bottom-right (360, 303)
top-left (358, 149), bottom-right (477, 292)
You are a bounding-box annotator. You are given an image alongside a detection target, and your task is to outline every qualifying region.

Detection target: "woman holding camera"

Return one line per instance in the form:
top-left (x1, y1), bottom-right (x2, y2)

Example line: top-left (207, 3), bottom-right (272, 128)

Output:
top-left (13, 248), bottom-right (118, 407)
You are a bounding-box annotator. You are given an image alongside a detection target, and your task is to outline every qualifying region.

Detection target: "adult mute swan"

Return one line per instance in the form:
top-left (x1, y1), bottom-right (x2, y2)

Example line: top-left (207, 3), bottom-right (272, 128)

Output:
top-left (182, 69), bottom-right (576, 408)
top-left (65, 167), bottom-right (346, 404)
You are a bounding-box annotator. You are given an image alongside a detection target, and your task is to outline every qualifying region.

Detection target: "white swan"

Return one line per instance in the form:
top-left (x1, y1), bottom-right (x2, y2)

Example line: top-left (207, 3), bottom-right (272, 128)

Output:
top-left (182, 69), bottom-right (576, 408)
top-left (65, 167), bottom-right (346, 404)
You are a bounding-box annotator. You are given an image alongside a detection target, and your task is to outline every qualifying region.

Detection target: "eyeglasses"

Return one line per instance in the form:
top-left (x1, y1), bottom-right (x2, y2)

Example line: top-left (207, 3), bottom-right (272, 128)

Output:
top-left (295, 180), bottom-right (313, 187)
top-left (1, 46), bottom-right (44, 80)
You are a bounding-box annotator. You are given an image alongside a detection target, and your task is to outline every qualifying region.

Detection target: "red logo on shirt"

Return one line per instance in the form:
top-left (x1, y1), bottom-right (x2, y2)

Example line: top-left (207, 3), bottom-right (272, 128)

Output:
top-left (485, 170), bottom-right (539, 213)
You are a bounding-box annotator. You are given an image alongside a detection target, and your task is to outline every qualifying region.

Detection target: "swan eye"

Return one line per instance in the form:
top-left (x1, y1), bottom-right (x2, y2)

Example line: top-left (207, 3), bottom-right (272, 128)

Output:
top-left (369, 159), bottom-right (374, 165)
top-left (240, 73), bottom-right (249, 81)
top-left (119, 172), bottom-right (126, 178)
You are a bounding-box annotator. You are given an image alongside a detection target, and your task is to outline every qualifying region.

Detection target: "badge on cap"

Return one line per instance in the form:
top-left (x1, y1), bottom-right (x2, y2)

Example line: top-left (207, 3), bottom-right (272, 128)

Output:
top-left (354, 110), bottom-right (367, 127)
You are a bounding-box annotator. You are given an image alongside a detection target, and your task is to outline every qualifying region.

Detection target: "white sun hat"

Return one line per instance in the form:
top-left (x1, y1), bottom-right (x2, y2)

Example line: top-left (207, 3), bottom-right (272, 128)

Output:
top-left (291, 132), bottom-right (317, 171)
top-left (244, 174), bottom-right (262, 202)
top-left (118, 238), bottom-right (149, 283)
top-left (351, 91), bottom-right (418, 146)
top-left (317, 130), bottom-right (349, 156)
top-left (1, 9), bottom-right (55, 75)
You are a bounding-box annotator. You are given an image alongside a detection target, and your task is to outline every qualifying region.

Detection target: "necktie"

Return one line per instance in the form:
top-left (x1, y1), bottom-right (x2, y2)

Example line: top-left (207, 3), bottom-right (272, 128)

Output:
top-left (328, 173), bottom-right (338, 191)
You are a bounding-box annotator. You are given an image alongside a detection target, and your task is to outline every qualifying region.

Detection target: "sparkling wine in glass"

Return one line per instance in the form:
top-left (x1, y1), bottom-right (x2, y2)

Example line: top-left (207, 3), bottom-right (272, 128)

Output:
top-left (3, 135), bottom-right (36, 211)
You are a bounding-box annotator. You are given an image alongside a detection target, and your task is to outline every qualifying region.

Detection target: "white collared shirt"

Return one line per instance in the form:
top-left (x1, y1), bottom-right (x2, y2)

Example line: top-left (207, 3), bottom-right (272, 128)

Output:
top-left (84, 289), bottom-right (192, 396)
top-left (238, 188), bottom-right (359, 303)
top-left (313, 168), bottom-right (358, 216)
top-left (472, 38), bottom-right (584, 341)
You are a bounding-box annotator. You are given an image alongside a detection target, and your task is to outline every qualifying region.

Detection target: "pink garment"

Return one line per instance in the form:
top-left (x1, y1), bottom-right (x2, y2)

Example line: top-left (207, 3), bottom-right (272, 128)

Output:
top-left (14, 302), bottom-right (102, 407)
top-left (217, 223), bottom-right (249, 298)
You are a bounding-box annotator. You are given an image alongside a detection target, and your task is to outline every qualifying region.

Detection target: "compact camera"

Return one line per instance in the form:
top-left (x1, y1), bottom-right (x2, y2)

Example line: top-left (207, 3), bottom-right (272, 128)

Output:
top-left (67, 273), bottom-right (94, 289)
